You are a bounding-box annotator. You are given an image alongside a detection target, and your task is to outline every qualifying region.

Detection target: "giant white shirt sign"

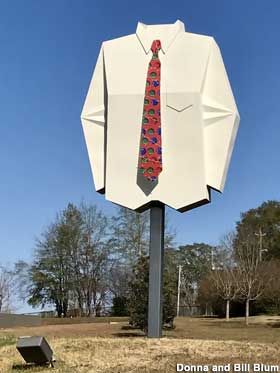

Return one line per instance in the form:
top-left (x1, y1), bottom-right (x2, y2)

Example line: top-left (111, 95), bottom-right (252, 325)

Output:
top-left (81, 20), bottom-right (240, 212)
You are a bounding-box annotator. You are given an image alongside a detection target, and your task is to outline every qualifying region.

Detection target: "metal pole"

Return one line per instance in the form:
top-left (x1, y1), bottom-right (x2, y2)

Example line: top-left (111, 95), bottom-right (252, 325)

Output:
top-left (176, 265), bottom-right (182, 317)
top-left (148, 203), bottom-right (165, 338)
top-left (260, 229), bottom-right (263, 261)
top-left (255, 227), bottom-right (267, 262)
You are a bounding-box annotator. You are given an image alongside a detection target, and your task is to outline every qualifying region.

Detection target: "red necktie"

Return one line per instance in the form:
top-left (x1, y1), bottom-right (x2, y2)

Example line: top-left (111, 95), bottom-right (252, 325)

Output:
top-left (139, 40), bottom-right (162, 182)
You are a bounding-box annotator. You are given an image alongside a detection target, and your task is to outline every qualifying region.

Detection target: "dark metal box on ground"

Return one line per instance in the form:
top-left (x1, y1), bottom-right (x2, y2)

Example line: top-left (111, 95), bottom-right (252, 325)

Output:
top-left (16, 336), bottom-right (53, 365)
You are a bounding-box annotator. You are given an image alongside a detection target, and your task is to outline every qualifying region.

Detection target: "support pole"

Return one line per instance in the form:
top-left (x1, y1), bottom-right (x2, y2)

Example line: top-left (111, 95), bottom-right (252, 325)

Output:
top-left (177, 265), bottom-right (182, 317)
top-left (148, 203), bottom-right (165, 338)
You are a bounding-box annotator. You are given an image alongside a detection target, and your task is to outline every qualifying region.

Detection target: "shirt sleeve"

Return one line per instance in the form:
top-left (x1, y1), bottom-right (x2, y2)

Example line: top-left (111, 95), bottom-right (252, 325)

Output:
top-left (81, 44), bottom-right (107, 193)
top-left (202, 38), bottom-right (240, 192)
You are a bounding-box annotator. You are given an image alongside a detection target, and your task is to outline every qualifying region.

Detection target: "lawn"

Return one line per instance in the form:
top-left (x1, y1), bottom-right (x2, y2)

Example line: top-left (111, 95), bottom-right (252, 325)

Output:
top-left (0, 316), bottom-right (279, 372)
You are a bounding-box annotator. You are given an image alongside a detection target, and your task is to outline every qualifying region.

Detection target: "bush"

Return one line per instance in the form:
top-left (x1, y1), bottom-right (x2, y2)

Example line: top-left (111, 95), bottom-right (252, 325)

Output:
top-left (111, 296), bottom-right (129, 316)
top-left (127, 255), bottom-right (176, 333)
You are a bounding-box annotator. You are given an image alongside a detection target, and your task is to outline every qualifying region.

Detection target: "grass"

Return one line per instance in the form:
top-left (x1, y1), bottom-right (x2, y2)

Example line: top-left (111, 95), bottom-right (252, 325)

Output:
top-left (0, 336), bottom-right (16, 348)
top-left (0, 316), bottom-right (279, 372)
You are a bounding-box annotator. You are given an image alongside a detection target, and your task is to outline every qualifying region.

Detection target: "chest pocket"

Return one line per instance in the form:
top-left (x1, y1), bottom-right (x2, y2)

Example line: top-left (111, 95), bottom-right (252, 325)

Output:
top-left (166, 92), bottom-right (194, 112)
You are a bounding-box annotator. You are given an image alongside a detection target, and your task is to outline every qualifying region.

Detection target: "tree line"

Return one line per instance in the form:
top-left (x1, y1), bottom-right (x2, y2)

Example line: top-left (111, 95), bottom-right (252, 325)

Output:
top-left (198, 200), bottom-right (280, 324)
top-left (12, 203), bottom-right (176, 322)
top-left (1, 200), bottom-right (280, 330)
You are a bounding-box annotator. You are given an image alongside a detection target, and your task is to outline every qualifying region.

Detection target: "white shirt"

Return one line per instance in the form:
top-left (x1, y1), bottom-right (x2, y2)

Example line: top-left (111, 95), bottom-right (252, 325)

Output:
top-left (81, 20), bottom-right (239, 212)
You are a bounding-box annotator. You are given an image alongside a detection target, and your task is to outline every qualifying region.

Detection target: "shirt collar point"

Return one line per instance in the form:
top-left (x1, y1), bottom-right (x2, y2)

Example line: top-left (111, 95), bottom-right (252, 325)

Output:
top-left (136, 20), bottom-right (185, 54)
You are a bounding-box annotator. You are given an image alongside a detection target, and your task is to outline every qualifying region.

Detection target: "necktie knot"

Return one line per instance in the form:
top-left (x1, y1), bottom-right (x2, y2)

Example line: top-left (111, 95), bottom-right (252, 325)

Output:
top-left (151, 40), bottom-right (161, 54)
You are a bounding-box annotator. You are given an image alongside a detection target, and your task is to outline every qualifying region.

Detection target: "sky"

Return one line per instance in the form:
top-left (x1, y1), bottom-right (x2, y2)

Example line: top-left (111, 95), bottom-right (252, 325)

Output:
top-left (0, 1), bottom-right (279, 311)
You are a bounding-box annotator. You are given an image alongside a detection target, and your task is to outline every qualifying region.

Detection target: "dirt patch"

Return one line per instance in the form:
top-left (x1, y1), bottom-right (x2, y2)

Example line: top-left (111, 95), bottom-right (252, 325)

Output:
top-left (41, 316), bottom-right (128, 326)
top-left (1, 321), bottom-right (129, 339)
top-left (0, 314), bottom-right (41, 329)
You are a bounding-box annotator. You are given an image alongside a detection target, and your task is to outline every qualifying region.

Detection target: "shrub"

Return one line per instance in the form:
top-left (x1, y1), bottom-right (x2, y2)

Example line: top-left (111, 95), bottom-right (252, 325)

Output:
top-left (127, 255), bottom-right (176, 333)
top-left (111, 296), bottom-right (129, 316)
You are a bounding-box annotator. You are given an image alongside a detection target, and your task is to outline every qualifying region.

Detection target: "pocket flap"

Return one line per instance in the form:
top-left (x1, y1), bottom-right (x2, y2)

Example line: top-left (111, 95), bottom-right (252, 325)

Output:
top-left (166, 92), bottom-right (194, 112)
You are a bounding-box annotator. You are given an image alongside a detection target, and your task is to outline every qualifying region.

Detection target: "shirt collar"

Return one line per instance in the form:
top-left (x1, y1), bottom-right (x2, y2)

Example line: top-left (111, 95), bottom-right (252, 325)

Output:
top-left (136, 20), bottom-right (185, 54)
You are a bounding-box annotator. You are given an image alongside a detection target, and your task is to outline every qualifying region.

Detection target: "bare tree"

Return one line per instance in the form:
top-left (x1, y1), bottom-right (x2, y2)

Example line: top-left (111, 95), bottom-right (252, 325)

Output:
top-left (235, 235), bottom-right (269, 325)
top-left (18, 203), bottom-right (110, 318)
top-left (179, 271), bottom-right (197, 315)
top-left (210, 268), bottom-right (239, 321)
top-left (211, 233), bottom-right (240, 321)
top-left (78, 203), bottom-right (110, 316)
top-left (108, 263), bottom-right (131, 299)
top-left (110, 207), bottom-right (150, 267)
top-left (177, 243), bottom-right (213, 315)
top-left (0, 266), bottom-right (14, 313)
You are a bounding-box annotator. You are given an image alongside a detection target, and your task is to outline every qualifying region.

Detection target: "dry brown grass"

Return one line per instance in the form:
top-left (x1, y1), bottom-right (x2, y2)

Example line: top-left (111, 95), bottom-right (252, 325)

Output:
top-left (0, 316), bottom-right (279, 373)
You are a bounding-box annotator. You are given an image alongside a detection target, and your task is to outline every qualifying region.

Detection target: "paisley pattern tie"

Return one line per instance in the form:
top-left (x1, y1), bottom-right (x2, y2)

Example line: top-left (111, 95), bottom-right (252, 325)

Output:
top-left (139, 40), bottom-right (162, 182)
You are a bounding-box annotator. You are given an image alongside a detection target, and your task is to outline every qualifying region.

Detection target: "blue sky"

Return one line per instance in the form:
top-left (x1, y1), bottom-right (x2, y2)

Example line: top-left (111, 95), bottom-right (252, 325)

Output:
top-left (0, 1), bottom-right (279, 310)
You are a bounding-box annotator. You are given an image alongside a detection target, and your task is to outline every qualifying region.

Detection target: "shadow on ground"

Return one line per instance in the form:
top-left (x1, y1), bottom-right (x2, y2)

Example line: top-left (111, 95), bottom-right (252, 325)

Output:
top-left (12, 361), bottom-right (64, 371)
top-left (113, 332), bottom-right (144, 338)
top-left (269, 322), bottom-right (280, 328)
top-left (113, 325), bottom-right (145, 337)
top-left (12, 363), bottom-right (48, 371)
